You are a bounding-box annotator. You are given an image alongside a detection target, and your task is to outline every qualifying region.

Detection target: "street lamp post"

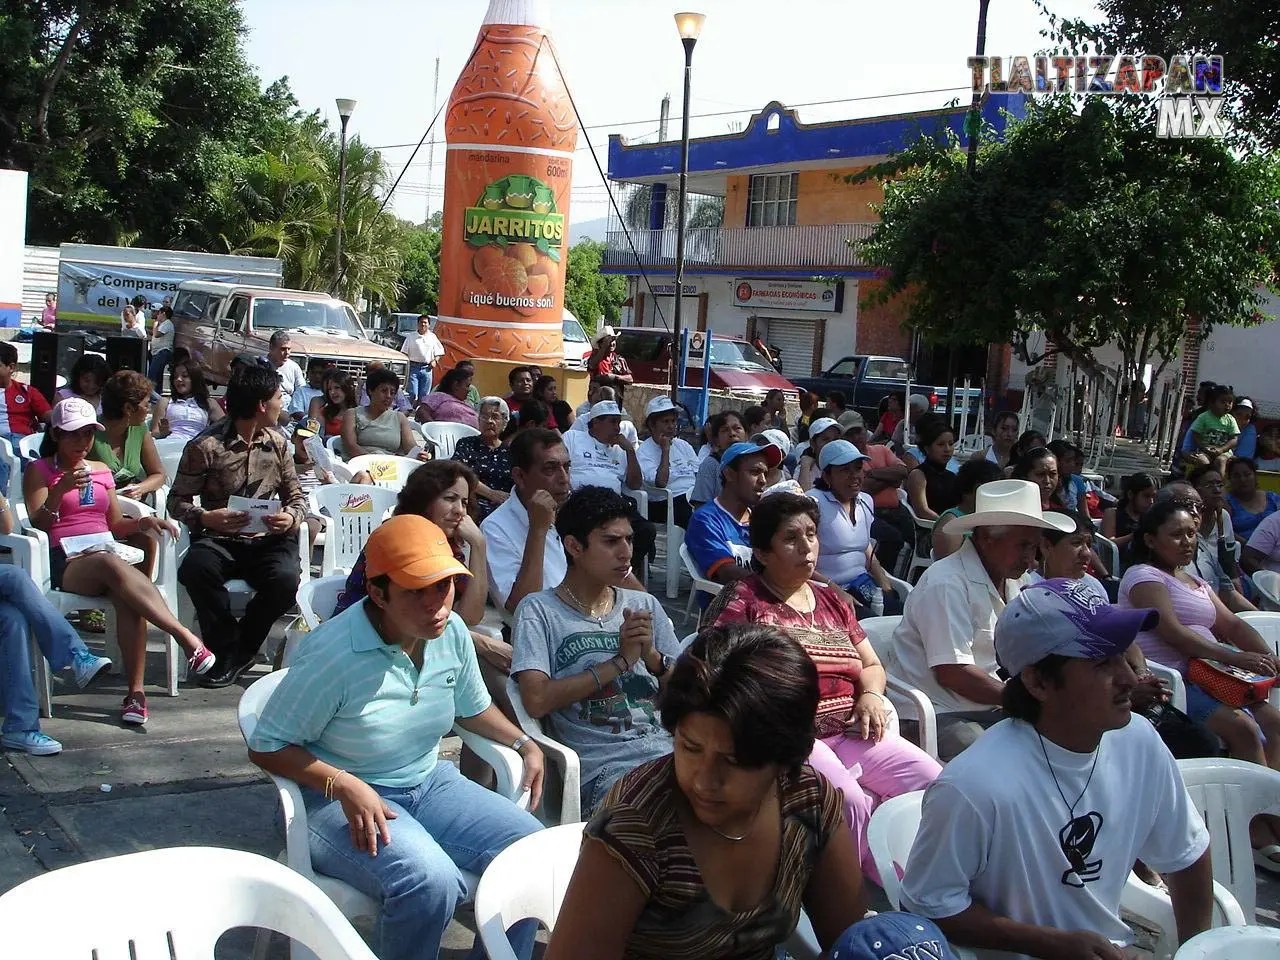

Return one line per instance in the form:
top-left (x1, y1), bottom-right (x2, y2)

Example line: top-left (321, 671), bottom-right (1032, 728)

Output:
top-left (670, 12), bottom-right (705, 401)
top-left (333, 97), bottom-right (358, 294)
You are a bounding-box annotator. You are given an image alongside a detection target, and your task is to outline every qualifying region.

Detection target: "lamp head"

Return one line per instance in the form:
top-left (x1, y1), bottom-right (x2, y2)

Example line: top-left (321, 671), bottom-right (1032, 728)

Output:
top-left (674, 11), bottom-right (705, 42)
top-left (335, 98), bottom-right (357, 121)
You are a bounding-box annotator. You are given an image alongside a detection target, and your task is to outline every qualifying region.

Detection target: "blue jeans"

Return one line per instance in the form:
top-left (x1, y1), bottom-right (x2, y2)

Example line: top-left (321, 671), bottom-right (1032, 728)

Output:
top-left (408, 363), bottom-right (432, 403)
top-left (147, 349), bottom-right (172, 392)
top-left (0, 431), bottom-right (27, 494)
top-left (0, 565), bottom-right (88, 733)
top-left (303, 759), bottom-right (541, 960)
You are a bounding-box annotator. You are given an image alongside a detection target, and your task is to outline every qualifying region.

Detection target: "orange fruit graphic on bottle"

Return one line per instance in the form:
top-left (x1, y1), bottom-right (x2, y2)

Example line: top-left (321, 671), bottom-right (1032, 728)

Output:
top-left (437, 0), bottom-right (577, 369)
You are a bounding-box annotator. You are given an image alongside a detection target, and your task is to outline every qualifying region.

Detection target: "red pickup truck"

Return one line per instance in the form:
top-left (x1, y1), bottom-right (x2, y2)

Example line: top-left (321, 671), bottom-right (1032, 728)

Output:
top-left (612, 327), bottom-right (798, 404)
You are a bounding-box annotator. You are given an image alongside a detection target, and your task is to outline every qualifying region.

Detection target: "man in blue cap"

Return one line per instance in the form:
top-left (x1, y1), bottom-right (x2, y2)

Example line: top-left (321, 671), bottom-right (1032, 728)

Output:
top-left (899, 579), bottom-right (1213, 960)
top-left (684, 440), bottom-right (783, 589)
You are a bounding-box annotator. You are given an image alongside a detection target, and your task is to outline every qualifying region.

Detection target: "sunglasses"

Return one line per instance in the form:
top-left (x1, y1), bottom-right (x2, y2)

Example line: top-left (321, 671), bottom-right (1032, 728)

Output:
top-left (1170, 497), bottom-right (1203, 515)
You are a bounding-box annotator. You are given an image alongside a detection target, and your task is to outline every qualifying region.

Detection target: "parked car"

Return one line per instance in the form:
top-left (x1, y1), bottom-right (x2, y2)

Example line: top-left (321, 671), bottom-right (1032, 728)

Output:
top-left (562, 311), bottom-right (591, 370)
top-left (613, 327), bottom-right (798, 404)
top-left (793, 355), bottom-right (982, 423)
top-left (172, 281), bottom-right (409, 386)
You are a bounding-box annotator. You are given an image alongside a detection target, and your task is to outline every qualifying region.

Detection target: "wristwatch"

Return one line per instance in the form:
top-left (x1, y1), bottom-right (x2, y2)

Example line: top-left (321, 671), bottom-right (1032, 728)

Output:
top-left (510, 735), bottom-right (532, 752)
top-left (653, 654), bottom-right (674, 678)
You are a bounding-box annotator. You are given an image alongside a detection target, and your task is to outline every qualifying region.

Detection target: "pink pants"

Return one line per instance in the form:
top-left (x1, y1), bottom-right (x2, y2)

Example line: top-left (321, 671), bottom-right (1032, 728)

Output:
top-left (807, 731), bottom-right (942, 885)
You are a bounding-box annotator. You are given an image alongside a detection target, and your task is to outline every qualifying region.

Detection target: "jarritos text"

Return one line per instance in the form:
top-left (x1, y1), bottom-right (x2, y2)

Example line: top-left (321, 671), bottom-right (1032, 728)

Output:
top-left (464, 174), bottom-right (564, 316)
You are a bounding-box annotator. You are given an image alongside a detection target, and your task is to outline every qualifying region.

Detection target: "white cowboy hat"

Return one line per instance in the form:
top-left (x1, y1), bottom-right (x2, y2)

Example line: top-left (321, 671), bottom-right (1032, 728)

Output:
top-left (944, 479), bottom-right (1076, 535)
top-left (593, 325), bottom-right (617, 346)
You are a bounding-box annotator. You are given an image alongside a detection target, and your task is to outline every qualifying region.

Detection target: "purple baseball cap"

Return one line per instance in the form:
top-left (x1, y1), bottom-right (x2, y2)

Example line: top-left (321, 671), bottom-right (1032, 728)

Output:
top-left (995, 578), bottom-right (1159, 677)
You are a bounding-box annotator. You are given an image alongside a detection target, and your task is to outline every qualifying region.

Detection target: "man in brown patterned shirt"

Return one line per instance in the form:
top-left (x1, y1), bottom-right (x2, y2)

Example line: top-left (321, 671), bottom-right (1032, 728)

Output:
top-left (169, 364), bottom-right (307, 687)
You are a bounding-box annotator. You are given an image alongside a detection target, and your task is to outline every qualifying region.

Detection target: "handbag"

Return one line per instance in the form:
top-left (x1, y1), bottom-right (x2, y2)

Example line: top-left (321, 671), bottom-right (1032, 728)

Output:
top-left (1188, 657), bottom-right (1276, 708)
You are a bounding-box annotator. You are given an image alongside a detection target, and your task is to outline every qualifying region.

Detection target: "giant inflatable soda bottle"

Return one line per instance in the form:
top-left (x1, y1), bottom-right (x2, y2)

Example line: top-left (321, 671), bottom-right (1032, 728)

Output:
top-left (436, 0), bottom-right (576, 368)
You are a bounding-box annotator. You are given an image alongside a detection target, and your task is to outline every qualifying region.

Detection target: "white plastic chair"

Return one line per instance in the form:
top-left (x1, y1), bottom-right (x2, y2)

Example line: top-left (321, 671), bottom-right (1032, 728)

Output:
top-left (473, 822), bottom-right (823, 960)
top-left (642, 483), bottom-right (685, 599)
top-left (325, 434), bottom-right (345, 459)
top-left (421, 421), bottom-right (479, 460)
top-left (345, 454), bottom-right (424, 491)
top-left (1174, 925), bottom-right (1280, 959)
top-left (897, 488), bottom-right (934, 583)
top-left (0, 846), bottom-right (379, 960)
top-left (0, 435), bottom-right (18, 504)
top-left (17, 432), bottom-right (43, 460)
top-left (1148, 660), bottom-right (1188, 712)
top-left (298, 575), bottom-right (349, 632)
top-left (16, 497), bottom-right (183, 705)
top-left (1094, 533), bottom-right (1121, 578)
top-left (856, 615), bottom-right (939, 760)
top-left (307, 484), bottom-right (397, 577)
top-left (679, 541), bottom-right (722, 625)
top-left (868, 790), bottom-right (1245, 960)
top-left (1177, 757), bottom-right (1280, 922)
top-left (1236, 611), bottom-right (1280, 709)
top-left (237, 669), bottom-right (528, 960)
top-left (1251, 570), bottom-right (1280, 612)
top-left (506, 677), bottom-right (582, 826)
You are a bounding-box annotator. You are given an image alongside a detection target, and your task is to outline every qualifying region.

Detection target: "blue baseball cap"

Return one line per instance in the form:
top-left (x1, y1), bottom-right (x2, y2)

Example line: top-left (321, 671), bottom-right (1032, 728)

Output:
top-left (995, 578), bottom-right (1159, 677)
top-left (818, 439), bottom-right (871, 471)
top-left (720, 440), bottom-right (783, 473)
top-left (830, 912), bottom-right (958, 960)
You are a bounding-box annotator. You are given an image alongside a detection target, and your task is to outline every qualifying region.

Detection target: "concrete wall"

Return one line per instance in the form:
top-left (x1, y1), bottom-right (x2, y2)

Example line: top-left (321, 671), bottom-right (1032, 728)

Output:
top-left (722, 165), bottom-right (884, 228)
top-left (1198, 291), bottom-right (1280, 418)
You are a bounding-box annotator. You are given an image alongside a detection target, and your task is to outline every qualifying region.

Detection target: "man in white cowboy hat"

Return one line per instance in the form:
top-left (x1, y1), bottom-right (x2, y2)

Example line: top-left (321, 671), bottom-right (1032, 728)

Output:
top-left (885, 479), bottom-right (1075, 760)
top-left (589, 326), bottom-right (633, 384)
top-left (636, 395), bottom-right (699, 529)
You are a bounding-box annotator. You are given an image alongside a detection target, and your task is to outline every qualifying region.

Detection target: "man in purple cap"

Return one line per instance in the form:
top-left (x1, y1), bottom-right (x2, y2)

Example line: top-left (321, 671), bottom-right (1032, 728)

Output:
top-left (899, 578), bottom-right (1213, 960)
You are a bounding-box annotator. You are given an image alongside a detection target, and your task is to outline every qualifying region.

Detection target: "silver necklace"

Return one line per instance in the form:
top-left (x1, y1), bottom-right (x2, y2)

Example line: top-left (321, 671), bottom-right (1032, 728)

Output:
top-left (559, 583), bottom-right (613, 627)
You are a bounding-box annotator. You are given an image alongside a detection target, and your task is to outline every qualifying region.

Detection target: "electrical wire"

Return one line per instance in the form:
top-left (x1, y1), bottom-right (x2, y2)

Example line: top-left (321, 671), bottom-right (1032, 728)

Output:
top-left (370, 86), bottom-right (971, 151)
top-left (543, 37), bottom-right (671, 331)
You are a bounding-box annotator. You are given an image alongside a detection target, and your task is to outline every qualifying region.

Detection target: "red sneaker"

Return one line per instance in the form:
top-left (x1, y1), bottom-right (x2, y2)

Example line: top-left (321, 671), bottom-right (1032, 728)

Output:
top-left (121, 693), bottom-right (148, 726)
top-left (188, 645), bottom-right (216, 676)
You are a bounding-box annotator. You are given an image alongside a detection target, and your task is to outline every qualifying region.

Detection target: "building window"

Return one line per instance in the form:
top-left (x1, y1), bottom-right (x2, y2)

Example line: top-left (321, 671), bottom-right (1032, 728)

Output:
top-left (746, 173), bottom-right (798, 227)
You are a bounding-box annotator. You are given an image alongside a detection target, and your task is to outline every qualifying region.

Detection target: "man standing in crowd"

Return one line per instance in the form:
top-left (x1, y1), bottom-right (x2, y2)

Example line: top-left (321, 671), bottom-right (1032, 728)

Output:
top-left (401, 314), bottom-right (445, 403)
top-left (900, 579), bottom-right (1213, 959)
top-left (685, 440), bottom-right (781, 587)
top-left (170, 364), bottom-right (307, 687)
top-left (265, 331), bottom-right (306, 425)
top-left (513, 486), bottom-right (681, 815)
top-left (886, 480), bottom-right (1072, 759)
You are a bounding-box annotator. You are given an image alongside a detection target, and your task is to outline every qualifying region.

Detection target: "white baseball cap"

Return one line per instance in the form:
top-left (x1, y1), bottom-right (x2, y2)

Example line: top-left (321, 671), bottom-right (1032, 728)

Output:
top-left (645, 396), bottom-right (678, 419)
top-left (587, 400), bottom-right (622, 421)
top-left (808, 417), bottom-right (840, 439)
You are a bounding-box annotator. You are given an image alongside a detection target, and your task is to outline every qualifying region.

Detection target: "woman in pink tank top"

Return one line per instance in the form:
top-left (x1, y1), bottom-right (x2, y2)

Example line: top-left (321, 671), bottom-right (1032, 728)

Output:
top-left (23, 398), bottom-right (216, 727)
top-left (1118, 498), bottom-right (1280, 869)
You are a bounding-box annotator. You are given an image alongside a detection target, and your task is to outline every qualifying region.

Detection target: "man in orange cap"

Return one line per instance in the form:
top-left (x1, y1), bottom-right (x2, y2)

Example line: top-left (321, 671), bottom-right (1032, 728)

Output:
top-left (248, 514), bottom-right (544, 960)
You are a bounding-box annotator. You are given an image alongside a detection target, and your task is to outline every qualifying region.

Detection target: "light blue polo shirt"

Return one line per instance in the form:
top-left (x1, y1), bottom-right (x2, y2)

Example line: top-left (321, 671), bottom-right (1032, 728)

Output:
top-left (248, 601), bottom-right (491, 788)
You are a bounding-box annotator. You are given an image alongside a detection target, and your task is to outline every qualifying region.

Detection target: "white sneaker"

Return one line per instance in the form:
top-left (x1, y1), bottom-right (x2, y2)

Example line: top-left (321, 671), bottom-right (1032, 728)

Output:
top-left (71, 649), bottom-right (112, 689)
top-left (1, 731), bottom-right (63, 756)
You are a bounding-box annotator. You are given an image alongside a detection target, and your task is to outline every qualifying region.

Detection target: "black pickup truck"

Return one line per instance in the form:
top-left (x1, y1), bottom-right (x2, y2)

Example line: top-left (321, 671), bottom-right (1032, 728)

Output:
top-left (793, 355), bottom-right (982, 424)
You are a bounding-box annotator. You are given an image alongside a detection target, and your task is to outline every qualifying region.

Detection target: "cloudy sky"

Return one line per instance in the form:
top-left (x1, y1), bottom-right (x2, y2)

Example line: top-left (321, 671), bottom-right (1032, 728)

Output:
top-left (241, 0), bottom-right (1102, 224)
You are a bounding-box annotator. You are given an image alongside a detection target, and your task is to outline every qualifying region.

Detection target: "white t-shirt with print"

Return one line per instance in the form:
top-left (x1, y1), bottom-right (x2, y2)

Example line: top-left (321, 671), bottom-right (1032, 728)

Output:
top-left (900, 716), bottom-right (1209, 960)
top-left (562, 428), bottom-right (628, 493)
top-left (636, 436), bottom-right (699, 499)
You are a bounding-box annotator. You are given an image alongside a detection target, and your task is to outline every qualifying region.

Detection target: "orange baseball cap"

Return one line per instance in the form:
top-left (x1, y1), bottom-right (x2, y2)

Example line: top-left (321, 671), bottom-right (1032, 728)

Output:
top-left (365, 516), bottom-right (472, 589)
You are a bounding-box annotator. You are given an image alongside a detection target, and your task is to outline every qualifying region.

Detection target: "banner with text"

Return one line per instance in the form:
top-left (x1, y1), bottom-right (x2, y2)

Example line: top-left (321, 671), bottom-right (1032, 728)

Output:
top-left (58, 262), bottom-right (237, 327)
top-left (732, 278), bottom-right (843, 313)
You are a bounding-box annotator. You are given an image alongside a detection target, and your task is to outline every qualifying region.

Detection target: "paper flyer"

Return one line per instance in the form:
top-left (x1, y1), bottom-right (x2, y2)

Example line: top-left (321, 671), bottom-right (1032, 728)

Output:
top-left (228, 496), bottom-right (280, 535)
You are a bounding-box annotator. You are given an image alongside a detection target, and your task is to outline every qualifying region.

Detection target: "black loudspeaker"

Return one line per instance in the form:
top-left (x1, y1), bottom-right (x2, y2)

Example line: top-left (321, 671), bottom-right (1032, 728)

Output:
top-left (105, 336), bottom-right (147, 376)
top-left (31, 331), bottom-right (85, 402)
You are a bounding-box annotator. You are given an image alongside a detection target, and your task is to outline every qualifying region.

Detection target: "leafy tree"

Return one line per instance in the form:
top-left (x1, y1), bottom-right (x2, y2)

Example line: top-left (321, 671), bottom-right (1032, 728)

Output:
top-left (853, 96), bottom-right (1280, 415)
top-left (1035, 0), bottom-right (1280, 152)
top-left (564, 239), bottom-right (627, 334)
top-left (1, 0), bottom-right (283, 245)
top-left (399, 225), bottom-right (442, 315)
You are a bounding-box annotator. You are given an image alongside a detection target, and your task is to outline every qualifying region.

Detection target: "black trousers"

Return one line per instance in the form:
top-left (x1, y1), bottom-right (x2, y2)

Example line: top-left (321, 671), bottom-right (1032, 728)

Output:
top-left (178, 534), bottom-right (301, 664)
top-left (644, 493), bottom-right (693, 529)
top-left (873, 503), bottom-right (915, 575)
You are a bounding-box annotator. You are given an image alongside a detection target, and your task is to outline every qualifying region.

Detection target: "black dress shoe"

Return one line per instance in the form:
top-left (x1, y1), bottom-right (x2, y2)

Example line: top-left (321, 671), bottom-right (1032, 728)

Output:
top-left (197, 656), bottom-right (255, 689)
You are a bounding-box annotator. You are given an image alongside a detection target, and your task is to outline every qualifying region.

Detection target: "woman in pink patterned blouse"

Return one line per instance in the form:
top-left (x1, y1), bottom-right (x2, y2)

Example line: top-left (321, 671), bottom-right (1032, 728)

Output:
top-left (708, 491), bottom-right (941, 884)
